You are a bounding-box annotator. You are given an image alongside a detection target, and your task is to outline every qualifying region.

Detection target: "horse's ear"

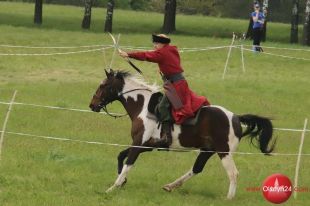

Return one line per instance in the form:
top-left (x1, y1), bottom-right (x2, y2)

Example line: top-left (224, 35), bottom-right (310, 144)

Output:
top-left (104, 69), bottom-right (109, 78)
top-left (110, 69), bottom-right (115, 75)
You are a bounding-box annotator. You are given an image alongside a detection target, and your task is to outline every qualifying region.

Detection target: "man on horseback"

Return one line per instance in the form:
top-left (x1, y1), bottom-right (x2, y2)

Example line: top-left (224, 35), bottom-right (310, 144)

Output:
top-left (119, 34), bottom-right (210, 147)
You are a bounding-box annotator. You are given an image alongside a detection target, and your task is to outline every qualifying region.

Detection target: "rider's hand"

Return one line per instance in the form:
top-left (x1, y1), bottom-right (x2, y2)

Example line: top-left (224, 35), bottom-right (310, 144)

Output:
top-left (119, 50), bottom-right (129, 58)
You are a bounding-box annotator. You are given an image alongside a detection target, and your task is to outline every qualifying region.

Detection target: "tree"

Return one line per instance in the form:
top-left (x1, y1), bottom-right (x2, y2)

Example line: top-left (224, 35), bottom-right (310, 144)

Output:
top-left (82, 0), bottom-right (93, 29)
top-left (245, 18), bottom-right (254, 39)
top-left (34, 0), bottom-right (43, 24)
top-left (104, 0), bottom-right (115, 33)
top-left (162, 0), bottom-right (177, 34)
top-left (261, 0), bottom-right (269, 41)
top-left (302, 0), bottom-right (310, 45)
top-left (246, 1), bottom-right (257, 39)
top-left (290, 0), bottom-right (300, 43)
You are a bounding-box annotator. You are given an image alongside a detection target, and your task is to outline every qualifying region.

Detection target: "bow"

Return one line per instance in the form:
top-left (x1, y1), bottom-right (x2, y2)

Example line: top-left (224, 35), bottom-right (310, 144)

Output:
top-left (109, 33), bottom-right (143, 74)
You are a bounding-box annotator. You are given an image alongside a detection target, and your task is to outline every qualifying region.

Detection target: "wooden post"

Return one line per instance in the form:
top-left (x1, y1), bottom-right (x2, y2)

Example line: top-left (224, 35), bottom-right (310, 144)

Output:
top-left (0, 91), bottom-right (17, 160)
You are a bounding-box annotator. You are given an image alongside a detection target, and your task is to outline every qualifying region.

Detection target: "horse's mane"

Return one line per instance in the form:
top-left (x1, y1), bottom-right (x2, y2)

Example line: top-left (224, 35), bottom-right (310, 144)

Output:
top-left (114, 70), bottom-right (131, 79)
top-left (116, 70), bottom-right (160, 92)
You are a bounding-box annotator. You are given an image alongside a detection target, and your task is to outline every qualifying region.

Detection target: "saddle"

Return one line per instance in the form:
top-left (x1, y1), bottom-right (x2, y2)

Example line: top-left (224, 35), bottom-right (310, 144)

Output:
top-left (147, 92), bottom-right (203, 126)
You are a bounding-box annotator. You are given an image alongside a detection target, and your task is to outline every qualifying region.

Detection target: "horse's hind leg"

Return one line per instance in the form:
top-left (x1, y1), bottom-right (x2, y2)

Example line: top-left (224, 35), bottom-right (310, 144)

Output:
top-left (163, 150), bottom-right (215, 192)
top-left (219, 154), bottom-right (239, 199)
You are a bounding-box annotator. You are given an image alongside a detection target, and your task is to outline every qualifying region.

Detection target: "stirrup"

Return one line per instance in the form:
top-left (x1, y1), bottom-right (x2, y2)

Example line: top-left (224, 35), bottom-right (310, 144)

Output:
top-left (154, 136), bottom-right (169, 147)
top-left (156, 137), bottom-right (170, 151)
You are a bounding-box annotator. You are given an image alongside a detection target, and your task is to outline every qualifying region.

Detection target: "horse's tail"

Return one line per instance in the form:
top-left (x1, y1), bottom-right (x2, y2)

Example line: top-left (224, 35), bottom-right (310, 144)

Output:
top-left (238, 114), bottom-right (276, 154)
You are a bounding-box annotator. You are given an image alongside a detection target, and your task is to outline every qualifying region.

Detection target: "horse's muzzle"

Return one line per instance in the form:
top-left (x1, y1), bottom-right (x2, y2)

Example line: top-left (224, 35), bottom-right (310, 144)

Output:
top-left (89, 104), bottom-right (101, 112)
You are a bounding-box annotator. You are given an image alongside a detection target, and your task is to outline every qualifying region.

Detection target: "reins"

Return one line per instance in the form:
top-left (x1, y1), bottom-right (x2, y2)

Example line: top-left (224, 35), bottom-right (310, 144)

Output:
top-left (100, 88), bottom-right (153, 119)
top-left (101, 105), bottom-right (127, 119)
top-left (118, 88), bottom-right (152, 96)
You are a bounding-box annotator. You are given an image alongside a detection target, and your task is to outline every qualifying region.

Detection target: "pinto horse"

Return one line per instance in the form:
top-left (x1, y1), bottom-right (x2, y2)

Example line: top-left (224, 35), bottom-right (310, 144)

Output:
top-left (89, 69), bottom-right (275, 199)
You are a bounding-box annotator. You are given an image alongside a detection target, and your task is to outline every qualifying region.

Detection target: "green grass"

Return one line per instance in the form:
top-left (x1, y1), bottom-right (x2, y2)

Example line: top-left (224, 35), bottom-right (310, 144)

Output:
top-left (0, 2), bottom-right (310, 206)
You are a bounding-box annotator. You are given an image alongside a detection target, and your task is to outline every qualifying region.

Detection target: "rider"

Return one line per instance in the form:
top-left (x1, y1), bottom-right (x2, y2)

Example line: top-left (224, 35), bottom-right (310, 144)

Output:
top-left (119, 34), bottom-right (210, 147)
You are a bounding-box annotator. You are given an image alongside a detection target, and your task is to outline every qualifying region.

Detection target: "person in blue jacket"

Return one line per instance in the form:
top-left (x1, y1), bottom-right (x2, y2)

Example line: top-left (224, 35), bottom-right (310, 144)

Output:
top-left (251, 3), bottom-right (265, 52)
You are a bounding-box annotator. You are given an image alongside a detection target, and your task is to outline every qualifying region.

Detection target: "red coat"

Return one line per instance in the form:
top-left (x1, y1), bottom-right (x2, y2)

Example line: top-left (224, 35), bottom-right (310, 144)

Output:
top-left (128, 45), bottom-right (210, 124)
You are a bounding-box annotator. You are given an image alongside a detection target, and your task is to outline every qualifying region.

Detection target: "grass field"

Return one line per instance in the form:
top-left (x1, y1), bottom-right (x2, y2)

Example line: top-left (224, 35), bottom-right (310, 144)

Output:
top-left (0, 2), bottom-right (310, 206)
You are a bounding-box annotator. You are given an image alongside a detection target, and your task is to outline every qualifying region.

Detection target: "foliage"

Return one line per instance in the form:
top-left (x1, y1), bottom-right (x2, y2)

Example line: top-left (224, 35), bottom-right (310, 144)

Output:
top-left (129, 0), bottom-right (149, 10)
top-left (0, 0), bottom-right (308, 23)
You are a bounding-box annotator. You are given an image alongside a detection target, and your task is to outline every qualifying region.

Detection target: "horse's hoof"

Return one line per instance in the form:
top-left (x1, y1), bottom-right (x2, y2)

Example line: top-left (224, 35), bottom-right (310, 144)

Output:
top-left (227, 197), bottom-right (234, 200)
top-left (162, 185), bottom-right (172, 192)
top-left (227, 195), bottom-right (234, 200)
top-left (105, 186), bottom-right (115, 193)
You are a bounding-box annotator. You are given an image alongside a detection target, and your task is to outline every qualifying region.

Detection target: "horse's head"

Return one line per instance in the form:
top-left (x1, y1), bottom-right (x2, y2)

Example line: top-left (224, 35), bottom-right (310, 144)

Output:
top-left (89, 69), bottom-right (128, 112)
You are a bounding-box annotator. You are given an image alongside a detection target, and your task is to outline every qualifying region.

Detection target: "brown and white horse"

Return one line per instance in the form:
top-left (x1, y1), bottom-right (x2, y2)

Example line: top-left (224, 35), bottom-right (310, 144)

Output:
top-left (89, 69), bottom-right (275, 199)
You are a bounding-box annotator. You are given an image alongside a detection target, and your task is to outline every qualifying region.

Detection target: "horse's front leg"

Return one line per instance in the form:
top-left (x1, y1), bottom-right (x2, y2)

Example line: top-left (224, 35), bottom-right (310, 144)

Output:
top-left (117, 148), bottom-right (130, 175)
top-left (106, 146), bottom-right (152, 193)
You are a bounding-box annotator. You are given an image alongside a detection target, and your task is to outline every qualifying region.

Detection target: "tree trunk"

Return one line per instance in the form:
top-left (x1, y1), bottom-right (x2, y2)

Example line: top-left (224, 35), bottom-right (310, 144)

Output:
top-left (290, 0), bottom-right (299, 43)
top-left (246, 18), bottom-right (254, 39)
top-left (261, 0), bottom-right (269, 42)
top-left (162, 0), bottom-right (177, 34)
top-left (82, 0), bottom-right (92, 29)
top-left (34, 0), bottom-right (43, 24)
top-left (246, 0), bottom-right (258, 39)
top-left (302, 0), bottom-right (310, 46)
top-left (104, 0), bottom-right (114, 33)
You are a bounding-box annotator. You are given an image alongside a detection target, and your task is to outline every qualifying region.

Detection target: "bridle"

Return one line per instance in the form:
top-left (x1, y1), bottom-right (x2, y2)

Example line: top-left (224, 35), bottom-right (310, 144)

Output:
top-left (94, 87), bottom-right (153, 119)
top-left (95, 33), bottom-right (148, 118)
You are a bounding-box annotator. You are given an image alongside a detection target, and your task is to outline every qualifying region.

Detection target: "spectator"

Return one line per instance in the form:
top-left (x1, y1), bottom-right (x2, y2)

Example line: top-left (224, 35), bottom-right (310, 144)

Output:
top-left (251, 3), bottom-right (265, 52)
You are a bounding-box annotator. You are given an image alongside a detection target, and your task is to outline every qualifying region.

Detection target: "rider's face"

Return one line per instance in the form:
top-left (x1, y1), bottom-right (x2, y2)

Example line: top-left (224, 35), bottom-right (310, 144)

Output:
top-left (153, 43), bottom-right (164, 49)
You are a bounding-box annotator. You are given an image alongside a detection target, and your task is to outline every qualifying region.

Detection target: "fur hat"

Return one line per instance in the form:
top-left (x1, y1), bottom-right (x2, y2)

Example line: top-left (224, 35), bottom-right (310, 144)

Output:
top-left (152, 34), bottom-right (171, 44)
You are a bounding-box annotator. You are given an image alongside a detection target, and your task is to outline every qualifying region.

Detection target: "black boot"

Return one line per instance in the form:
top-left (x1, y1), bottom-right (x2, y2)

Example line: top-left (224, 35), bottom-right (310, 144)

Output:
top-left (155, 121), bottom-right (172, 148)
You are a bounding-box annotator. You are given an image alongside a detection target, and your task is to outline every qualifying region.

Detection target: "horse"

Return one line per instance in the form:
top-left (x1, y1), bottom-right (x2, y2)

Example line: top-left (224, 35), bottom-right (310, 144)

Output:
top-left (89, 69), bottom-right (275, 199)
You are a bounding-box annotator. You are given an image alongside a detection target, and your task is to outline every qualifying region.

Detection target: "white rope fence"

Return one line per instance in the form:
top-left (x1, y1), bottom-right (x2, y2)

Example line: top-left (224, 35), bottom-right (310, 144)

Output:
top-left (243, 44), bottom-right (310, 52)
top-left (0, 101), bottom-right (126, 116)
top-left (0, 44), bottom-right (113, 49)
top-left (0, 130), bottom-right (309, 156)
top-left (0, 91), bottom-right (17, 160)
top-left (241, 47), bottom-right (310, 61)
top-left (294, 118), bottom-right (308, 198)
top-left (179, 45), bottom-right (236, 52)
top-left (240, 44), bottom-right (245, 73)
top-left (1, 43), bottom-right (309, 52)
top-left (0, 100), bottom-right (309, 133)
top-left (222, 34), bottom-right (236, 79)
top-left (1, 43), bottom-right (309, 63)
top-left (0, 47), bottom-right (113, 56)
